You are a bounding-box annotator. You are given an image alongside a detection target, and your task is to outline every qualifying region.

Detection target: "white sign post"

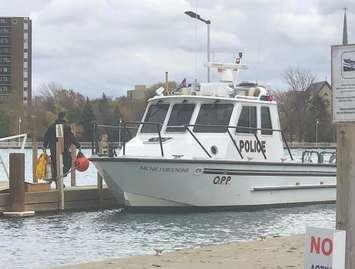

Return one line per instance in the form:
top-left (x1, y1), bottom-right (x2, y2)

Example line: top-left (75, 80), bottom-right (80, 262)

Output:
top-left (332, 44), bottom-right (355, 122)
top-left (332, 44), bottom-right (355, 269)
top-left (56, 124), bottom-right (64, 211)
top-left (305, 227), bottom-right (346, 269)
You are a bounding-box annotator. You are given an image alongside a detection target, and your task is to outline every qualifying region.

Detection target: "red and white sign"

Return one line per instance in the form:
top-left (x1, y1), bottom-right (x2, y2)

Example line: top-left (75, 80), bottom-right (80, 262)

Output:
top-left (305, 227), bottom-right (346, 269)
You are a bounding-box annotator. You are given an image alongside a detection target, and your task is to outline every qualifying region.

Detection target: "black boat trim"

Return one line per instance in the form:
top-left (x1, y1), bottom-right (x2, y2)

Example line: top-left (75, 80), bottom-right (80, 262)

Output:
top-left (202, 168), bottom-right (336, 177)
top-left (89, 156), bottom-right (336, 168)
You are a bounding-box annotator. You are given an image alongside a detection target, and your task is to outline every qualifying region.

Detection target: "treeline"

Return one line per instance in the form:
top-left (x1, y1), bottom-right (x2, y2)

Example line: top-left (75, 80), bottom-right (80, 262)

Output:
top-left (0, 82), bottom-right (172, 141)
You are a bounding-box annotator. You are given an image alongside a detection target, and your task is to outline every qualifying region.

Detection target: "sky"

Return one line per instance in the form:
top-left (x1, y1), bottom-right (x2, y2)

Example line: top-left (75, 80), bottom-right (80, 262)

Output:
top-left (2, 0), bottom-right (355, 98)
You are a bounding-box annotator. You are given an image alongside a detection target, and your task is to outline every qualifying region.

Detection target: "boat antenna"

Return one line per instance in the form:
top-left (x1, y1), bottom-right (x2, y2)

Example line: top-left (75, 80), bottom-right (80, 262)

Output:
top-left (236, 52), bottom-right (243, 86)
top-left (194, 3), bottom-right (198, 88)
top-left (206, 53), bottom-right (248, 88)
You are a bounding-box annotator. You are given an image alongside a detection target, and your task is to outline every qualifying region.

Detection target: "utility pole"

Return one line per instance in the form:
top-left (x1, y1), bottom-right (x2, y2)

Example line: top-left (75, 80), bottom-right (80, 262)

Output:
top-left (315, 119), bottom-right (319, 147)
top-left (165, 71), bottom-right (169, 94)
top-left (335, 8), bottom-right (355, 269)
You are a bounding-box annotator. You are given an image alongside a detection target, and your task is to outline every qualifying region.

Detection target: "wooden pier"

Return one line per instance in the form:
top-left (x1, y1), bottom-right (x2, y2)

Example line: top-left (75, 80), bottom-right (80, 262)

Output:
top-left (0, 182), bottom-right (123, 214)
top-left (0, 152), bottom-right (124, 216)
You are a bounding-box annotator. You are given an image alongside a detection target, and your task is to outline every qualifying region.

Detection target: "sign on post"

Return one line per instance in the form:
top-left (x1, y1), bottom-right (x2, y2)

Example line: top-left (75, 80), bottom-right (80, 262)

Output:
top-left (56, 124), bottom-right (64, 138)
top-left (304, 227), bottom-right (346, 269)
top-left (331, 44), bottom-right (355, 122)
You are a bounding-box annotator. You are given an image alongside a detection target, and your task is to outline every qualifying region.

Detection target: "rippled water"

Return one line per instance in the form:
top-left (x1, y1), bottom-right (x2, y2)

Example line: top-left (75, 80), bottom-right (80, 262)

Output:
top-left (0, 204), bottom-right (335, 269)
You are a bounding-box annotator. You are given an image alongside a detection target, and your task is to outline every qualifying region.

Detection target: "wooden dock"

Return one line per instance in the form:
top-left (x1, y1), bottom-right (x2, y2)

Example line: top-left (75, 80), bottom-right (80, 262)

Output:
top-left (0, 149), bottom-right (124, 216)
top-left (0, 182), bottom-right (123, 214)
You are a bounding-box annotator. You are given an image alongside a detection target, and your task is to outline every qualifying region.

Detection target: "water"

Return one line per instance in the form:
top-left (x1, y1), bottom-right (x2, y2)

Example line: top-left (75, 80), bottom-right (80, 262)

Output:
top-left (0, 148), bottom-right (336, 268)
top-left (0, 204), bottom-right (335, 269)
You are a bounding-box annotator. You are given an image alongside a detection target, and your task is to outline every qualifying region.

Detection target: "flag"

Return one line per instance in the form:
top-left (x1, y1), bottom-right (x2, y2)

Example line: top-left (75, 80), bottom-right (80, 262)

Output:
top-left (174, 78), bottom-right (187, 93)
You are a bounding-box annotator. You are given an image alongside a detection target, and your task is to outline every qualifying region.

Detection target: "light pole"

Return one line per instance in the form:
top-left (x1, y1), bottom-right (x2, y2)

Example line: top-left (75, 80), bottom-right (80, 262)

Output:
top-left (315, 119), bottom-right (319, 146)
top-left (17, 116), bottom-right (22, 147)
top-left (184, 10), bottom-right (211, 82)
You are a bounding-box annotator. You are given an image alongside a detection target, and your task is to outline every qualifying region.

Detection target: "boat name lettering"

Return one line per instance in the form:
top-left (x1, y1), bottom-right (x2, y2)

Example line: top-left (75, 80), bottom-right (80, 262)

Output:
top-left (213, 176), bottom-right (232, 185)
top-left (140, 166), bottom-right (189, 173)
top-left (239, 140), bottom-right (266, 153)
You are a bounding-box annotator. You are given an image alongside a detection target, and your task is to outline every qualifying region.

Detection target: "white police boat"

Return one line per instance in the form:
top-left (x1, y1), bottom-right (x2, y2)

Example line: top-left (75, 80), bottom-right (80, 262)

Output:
top-left (90, 58), bottom-right (336, 211)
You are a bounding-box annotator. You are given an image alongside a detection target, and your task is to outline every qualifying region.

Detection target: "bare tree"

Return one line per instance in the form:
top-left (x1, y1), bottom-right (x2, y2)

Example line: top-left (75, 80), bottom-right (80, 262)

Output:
top-left (281, 67), bottom-right (317, 91)
top-left (279, 67), bottom-right (318, 141)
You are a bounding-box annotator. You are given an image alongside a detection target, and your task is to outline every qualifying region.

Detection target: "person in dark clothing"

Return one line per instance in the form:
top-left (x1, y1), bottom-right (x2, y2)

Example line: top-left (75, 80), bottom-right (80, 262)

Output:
top-left (43, 112), bottom-right (81, 183)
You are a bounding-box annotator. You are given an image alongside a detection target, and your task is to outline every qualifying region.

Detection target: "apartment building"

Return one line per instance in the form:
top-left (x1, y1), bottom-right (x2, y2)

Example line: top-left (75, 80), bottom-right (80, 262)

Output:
top-left (0, 17), bottom-right (32, 105)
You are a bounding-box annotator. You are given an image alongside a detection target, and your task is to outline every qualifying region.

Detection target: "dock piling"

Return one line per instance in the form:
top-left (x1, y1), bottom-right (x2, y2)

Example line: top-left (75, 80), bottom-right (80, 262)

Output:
top-left (32, 142), bottom-right (38, 183)
top-left (97, 173), bottom-right (103, 208)
top-left (70, 145), bottom-right (76, 187)
top-left (3, 153), bottom-right (35, 217)
top-left (9, 153), bottom-right (25, 212)
top-left (56, 124), bottom-right (65, 211)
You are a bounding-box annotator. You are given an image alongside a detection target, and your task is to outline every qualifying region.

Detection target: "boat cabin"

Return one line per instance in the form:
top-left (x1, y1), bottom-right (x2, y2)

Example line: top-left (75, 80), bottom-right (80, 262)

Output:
top-left (122, 83), bottom-right (287, 162)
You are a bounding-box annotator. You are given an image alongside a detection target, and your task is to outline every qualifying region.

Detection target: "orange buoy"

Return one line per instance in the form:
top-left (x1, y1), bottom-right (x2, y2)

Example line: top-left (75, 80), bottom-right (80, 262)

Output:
top-left (75, 152), bottom-right (90, 172)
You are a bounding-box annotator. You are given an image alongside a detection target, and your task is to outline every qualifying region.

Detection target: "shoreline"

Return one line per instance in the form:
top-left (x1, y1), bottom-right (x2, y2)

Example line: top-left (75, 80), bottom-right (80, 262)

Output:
top-left (53, 234), bottom-right (304, 269)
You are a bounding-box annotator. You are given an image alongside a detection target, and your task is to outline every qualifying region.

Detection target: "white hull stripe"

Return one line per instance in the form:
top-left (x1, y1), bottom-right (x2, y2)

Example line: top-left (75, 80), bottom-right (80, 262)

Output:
top-left (251, 184), bottom-right (336, 191)
top-left (203, 168), bottom-right (336, 177)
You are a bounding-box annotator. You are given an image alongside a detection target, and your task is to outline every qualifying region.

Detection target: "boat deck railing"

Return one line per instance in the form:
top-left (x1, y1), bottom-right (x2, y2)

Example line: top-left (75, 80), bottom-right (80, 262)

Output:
top-left (91, 122), bottom-right (293, 161)
top-left (0, 134), bottom-right (27, 180)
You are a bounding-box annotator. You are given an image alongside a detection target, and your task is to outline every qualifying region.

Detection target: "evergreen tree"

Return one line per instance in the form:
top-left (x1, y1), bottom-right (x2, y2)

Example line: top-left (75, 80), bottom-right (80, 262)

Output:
top-left (304, 94), bottom-right (333, 142)
top-left (79, 98), bottom-right (96, 141)
top-left (0, 111), bottom-right (10, 137)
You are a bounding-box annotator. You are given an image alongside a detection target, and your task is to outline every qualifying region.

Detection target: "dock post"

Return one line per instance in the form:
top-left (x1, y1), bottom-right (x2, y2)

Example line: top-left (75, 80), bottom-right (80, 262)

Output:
top-left (9, 153), bottom-right (25, 212)
top-left (336, 123), bottom-right (355, 269)
top-left (56, 124), bottom-right (64, 211)
top-left (97, 172), bottom-right (103, 208)
top-left (32, 142), bottom-right (38, 183)
top-left (3, 153), bottom-right (34, 217)
top-left (70, 145), bottom-right (76, 187)
top-left (333, 18), bottom-right (355, 269)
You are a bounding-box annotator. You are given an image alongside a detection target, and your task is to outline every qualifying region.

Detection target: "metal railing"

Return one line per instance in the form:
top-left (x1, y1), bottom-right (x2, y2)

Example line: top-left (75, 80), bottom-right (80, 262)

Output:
top-left (91, 122), bottom-right (293, 161)
top-left (0, 133), bottom-right (27, 180)
top-left (182, 124), bottom-right (293, 161)
top-left (92, 121), bottom-right (164, 157)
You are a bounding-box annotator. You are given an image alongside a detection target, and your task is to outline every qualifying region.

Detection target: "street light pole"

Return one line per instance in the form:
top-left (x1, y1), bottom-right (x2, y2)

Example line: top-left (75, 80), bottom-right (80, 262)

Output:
top-left (315, 119), bottom-right (319, 147)
top-left (185, 11), bottom-right (211, 82)
top-left (18, 116), bottom-right (22, 147)
top-left (207, 22), bottom-right (210, 82)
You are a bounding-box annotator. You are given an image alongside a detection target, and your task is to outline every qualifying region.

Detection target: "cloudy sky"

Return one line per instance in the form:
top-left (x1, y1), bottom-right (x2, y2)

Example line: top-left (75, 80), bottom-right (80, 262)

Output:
top-left (2, 0), bottom-right (355, 97)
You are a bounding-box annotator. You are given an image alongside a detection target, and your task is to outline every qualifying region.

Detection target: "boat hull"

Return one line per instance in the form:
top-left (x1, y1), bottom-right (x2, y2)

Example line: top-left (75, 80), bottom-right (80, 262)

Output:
top-left (91, 157), bottom-right (336, 211)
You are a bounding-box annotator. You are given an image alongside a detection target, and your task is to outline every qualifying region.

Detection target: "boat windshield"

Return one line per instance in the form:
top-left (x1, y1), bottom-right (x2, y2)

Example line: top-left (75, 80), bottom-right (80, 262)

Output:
top-left (141, 103), bottom-right (169, 133)
top-left (166, 103), bottom-right (195, 132)
top-left (193, 104), bottom-right (234, 133)
top-left (236, 106), bottom-right (257, 134)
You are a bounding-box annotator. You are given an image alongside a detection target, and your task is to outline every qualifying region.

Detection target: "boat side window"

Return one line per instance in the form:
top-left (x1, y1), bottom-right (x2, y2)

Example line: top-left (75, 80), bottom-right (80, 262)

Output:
top-left (193, 104), bottom-right (233, 133)
top-left (236, 106), bottom-right (257, 134)
top-left (261, 106), bottom-right (273, 135)
top-left (166, 103), bottom-right (195, 132)
top-left (141, 103), bottom-right (170, 133)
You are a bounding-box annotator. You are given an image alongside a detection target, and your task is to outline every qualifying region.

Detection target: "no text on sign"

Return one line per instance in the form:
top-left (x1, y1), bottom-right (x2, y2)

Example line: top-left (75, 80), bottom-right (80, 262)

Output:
top-left (304, 227), bottom-right (346, 269)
